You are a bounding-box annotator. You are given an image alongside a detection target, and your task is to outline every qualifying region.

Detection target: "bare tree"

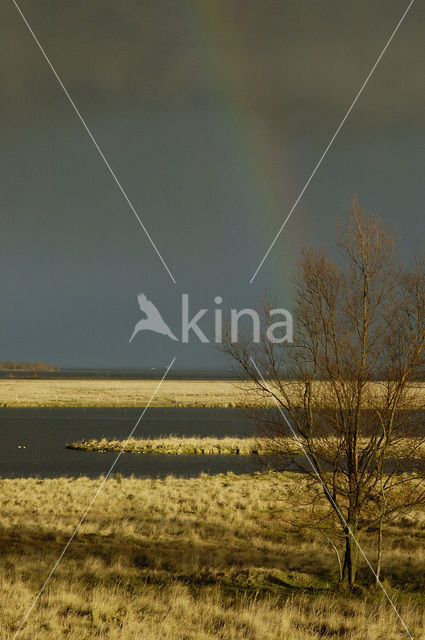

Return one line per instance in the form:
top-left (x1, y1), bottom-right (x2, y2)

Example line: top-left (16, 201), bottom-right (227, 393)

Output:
top-left (223, 199), bottom-right (425, 588)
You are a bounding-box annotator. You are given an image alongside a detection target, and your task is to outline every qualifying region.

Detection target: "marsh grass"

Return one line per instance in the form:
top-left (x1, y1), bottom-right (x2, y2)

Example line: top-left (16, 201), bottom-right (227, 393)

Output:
top-left (66, 435), bottom-right (425, 463)
top-left (0, 379), bottom-right (251, 407)
top-left (2, 472), bottom-right (425, 639)
top-left (1, 379), bottom-right (424, 408)
top-left (66, 436), bottom-right (263, 455)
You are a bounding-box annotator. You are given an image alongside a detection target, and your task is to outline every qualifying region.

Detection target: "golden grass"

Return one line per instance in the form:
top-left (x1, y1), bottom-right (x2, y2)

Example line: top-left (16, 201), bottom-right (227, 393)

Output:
top-left (66, 435), bottom-right (425, 463)
top-left (0, 379), bottom-right (250, 407)
top-left (2, 472), bottom-right (425, 639)
top-left (2, 379), bottom-right (424, 408)
top-left (66, 436), bottom-right (263, 454)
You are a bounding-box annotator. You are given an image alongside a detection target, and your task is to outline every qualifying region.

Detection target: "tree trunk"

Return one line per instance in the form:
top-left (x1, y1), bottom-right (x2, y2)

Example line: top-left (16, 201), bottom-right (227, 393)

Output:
top-left (376, 519), bottom-right (383, 584)
top-left (342, 528), bottom-right (358, 588)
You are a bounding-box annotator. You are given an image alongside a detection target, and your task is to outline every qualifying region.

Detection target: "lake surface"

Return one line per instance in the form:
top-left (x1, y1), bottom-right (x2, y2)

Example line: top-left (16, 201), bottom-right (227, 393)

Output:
top-left (0, 407), bottom-right (262, 478)
top-left (3, 407), bottom-right (420, 479)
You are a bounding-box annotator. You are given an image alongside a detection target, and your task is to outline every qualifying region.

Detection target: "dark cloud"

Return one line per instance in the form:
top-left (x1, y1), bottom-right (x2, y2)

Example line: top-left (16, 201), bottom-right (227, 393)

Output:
top-left (1, 0), bottom-right (423, 138)
top-left (0, 1), bottom-right (423, 368)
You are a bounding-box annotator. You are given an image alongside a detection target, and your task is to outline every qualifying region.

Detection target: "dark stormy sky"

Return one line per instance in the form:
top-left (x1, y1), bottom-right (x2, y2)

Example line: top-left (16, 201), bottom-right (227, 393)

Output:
top-left (0, 0), bottom-right (423, 370)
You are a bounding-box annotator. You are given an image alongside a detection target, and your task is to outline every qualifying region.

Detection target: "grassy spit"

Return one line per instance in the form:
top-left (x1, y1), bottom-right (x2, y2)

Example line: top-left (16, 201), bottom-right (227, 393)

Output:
top-left (1, 472), bottom-right (425, 639)
top-left (66, 436), bottom-right (263, 455)
top-left (66, 435), bottom-right (425, 460)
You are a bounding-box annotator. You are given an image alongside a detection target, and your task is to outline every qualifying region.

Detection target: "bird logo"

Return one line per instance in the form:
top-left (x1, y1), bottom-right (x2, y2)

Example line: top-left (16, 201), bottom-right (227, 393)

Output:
top-left (129, 293), bottom-right (179, 343)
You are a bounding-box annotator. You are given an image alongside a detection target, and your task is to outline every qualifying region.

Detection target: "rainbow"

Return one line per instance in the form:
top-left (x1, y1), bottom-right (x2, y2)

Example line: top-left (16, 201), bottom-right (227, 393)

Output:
top-left (187, 1), bottom-right (299, 284)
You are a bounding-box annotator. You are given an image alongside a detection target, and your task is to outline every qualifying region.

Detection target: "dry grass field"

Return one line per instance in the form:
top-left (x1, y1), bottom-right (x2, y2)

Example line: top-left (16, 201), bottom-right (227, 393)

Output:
top-left (1, 378), bottom-right (424, 408)
top-left (2, 472), bottom-right (425, 639)
top-left (0, 379), bottom-right (250, 408)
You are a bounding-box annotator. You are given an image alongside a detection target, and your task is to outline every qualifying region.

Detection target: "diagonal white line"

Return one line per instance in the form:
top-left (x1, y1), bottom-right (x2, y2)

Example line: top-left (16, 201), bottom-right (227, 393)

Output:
top-left (250, 0), bottom-right (415, 284)
top-left (250, 357), bottom-right (414, 639)
top-left (11, 0), bottom-right (177, 284)
top-left (12, 357), bottom-right (176, 640)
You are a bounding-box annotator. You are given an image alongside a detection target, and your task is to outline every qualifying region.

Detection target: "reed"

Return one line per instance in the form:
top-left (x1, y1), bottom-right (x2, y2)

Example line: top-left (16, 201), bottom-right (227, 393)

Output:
top-left (66, 436), bottom-right (263, 455)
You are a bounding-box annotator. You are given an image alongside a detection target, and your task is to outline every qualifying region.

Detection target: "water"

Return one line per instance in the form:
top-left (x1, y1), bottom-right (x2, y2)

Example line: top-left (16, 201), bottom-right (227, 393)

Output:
top-left (0, 407), bottom-right (261, 479)
top-left (3, 407), bottom-right (419, 479)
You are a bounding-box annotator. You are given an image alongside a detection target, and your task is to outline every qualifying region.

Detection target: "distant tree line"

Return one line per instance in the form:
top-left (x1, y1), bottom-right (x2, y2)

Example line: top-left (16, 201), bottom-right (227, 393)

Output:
top-left (0, 361), bottom-right (60, 371)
